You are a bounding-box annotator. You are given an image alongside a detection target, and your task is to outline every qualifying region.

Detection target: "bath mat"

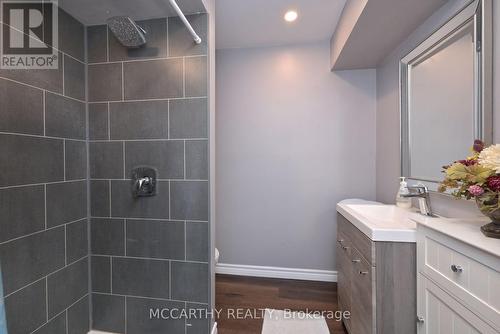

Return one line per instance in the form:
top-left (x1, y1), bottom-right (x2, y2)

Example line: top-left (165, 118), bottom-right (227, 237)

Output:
top-left (261, 309), bottom-right (330, 334)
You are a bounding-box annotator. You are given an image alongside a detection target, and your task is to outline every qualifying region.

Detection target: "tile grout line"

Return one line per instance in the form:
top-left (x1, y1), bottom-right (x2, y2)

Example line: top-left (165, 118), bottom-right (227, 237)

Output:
top-left (88, 96), bottom-right (208, 104)
top-left (0, 75), bottom-right (86, 104)
top-left (0, 216), bottom-right (87, 246)
top-left (109, 179), bottom-right (112, 217)
top-left (62, 54), bottom-right (65, 96)
top-left (91, 291), bottom-right (207, 306)
top-left (43, 91), bottom-right (46, 136)
top-left (45, 278), bottom-right (49, 321)
top-left (0, 131), bottom-right (87, 142)
top-left (44, 184), bottom-right (47, 229)
top-left (0, 178), bottom-right (88, 190)
top-left (88, 254), bottom-right (208, 265)
top-left (91, 216), bottom-right (208, 223)
top-left (121, 62), bottom-right (125, 101)
top-left (107, 102), bottom-right (111, 140)
top-left (63, 140), bottom-right (66, 181)
top-left (87, 54), bottom-right (207, 66)
top-left (64, 224), bottom-right (67, 265)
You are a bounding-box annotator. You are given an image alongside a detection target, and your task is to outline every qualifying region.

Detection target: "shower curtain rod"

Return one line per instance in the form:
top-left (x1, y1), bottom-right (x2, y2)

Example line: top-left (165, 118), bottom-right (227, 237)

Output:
top-left (169, 0), bottom-right (202, 44)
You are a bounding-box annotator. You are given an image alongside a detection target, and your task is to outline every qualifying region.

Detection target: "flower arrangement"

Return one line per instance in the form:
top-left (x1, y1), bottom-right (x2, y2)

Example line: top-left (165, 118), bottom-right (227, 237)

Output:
top-left (439, 140), bottom-right (500, 238)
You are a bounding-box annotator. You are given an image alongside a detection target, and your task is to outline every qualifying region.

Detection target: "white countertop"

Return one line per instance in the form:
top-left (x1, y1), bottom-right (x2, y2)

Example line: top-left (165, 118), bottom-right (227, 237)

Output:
top-left (413, 214), bottom-right (500, 258)
top-left (337, 199), bottom-right (420, 242)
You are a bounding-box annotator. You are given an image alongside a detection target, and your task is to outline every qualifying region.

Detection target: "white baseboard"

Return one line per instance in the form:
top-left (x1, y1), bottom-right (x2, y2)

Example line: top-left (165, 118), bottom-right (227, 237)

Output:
top-left (216, 263), bottom-right (337, 282)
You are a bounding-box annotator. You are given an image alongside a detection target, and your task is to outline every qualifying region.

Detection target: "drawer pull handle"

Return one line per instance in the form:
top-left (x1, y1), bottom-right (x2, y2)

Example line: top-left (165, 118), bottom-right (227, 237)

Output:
top-left (417, 316), bottom-right (425, 323)
top-left (352, 259), bottom-right (361, 263)
top-left (451, 264), bottom-right (463, 273)
top-left (341, 246), bottom-right (349, 250)
top-left (359, 271), bottom-right (368, 275)
top-left (337, 239), bottom-right (344, 244)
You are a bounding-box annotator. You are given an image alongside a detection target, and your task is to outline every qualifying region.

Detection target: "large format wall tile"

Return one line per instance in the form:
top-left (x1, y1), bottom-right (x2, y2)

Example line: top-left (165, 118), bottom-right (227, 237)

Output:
top-left (0, 185), bottom-right (45, 243)
top-left (186, 221), bottom-right (209, 262)
top-left (109, 19), bottom-right (167, 61)
top-left (66, 219), bottom-right (88, 263)
top-left (92, 294), bottom-right (126, 333)
top-left (65, 140), bottom-right (87, 180)
top-left (123, 59), bottom-right (183, 100)
top-left (0, 134), bottom-right (64, 187)
top-left (185, 140), bottom-right (208, 180)
top-left (89, 103), bottom-right (109, 140)
top-left (90, 180), bottom-right (110, 217)
top-left (125, 141), bottom-right (184, 179)
top-left (32, 312), bottom-right (66, 334)
top-left (91, 256), bottom-right (111, 293)
top-left (91, 218), bottom-right (125, 256)
top-left (0, 227), bottom-right (65, 294)
top-left (110, 100), bottom-right (169, 139)
top-left (126, 297), bottom-right (185, 334)
top-left (88, 63), bottom-right (123, 102)
top-left (46, 181), bottom-right (87, 227)
top-left (90, 142), bottom-right (124, 179)
top-left (67, 295), bottom-right (90, 334)
top-left (171, 262), bottom-right (209, 303)
top-left (64, 55), bottom-right (86, 101)
top-left (112, 257), bottom-right (170, 298)
top-left (59, 9), bottom-right (85, 61)
top-left (126, 220), bottom-right (184, 260)
top-left (45, 93), bottom-right (86, 139)
top-left (4, 279), bottom-right (47, 334)
top-left (170, 181), bottom-right (209, 221)
top-left (87, 25), bottom-right (108, 63)
top-left (168, 14), bottom-right (208, 57)
top-left (47, 257), bottom-right (88, 317)
top-left (0, 78), bottom-right (44, 135)
top-left (0, 52), bottom-right (63, 93)
top-left (169, 99), bottom-right (208, 139)
top-left (185, 56), bottom-right (208, 97)
top-left (111, 181), bottom-right (170, 219)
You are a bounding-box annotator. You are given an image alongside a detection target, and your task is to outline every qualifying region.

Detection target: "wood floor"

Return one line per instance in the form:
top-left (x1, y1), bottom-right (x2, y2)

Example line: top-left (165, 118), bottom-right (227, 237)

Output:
top-left (215, 274), bottom-right (348, 334)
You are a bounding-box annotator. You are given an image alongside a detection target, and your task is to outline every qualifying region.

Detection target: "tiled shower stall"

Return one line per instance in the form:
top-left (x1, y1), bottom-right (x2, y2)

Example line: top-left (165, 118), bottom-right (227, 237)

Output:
top-left (0, 4), bottom-right (211, 334)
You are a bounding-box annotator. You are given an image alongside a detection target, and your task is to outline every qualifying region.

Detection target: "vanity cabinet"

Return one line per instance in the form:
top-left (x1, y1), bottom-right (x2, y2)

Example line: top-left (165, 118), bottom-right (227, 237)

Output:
top-left (416, 223), bottom-right (500, 333)
top-left (337, 213), bottom-right (417, 334)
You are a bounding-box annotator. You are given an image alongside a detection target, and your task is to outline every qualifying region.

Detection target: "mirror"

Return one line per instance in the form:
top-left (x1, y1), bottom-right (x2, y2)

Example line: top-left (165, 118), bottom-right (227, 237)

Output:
top-left (400, 0), bottom-right (492, 189)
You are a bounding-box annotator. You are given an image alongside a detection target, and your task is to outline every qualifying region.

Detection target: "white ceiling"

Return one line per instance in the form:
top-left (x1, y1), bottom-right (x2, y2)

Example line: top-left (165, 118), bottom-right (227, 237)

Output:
top-left (215, 0), bottom-right (347, 50)
top-left (59, 0), bottom-right (206, 26)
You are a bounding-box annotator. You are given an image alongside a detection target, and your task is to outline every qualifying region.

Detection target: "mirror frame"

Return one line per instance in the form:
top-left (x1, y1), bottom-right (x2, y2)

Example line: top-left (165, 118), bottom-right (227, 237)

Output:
top-left (399, 0), bottom-right (492, 191)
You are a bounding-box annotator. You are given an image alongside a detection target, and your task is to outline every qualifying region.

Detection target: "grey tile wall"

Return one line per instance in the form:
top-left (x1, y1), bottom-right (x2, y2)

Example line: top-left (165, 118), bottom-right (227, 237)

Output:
top-left (87, 14), bottom-right (210, 334)
top-left (0, 7), bottom-right (89, 334)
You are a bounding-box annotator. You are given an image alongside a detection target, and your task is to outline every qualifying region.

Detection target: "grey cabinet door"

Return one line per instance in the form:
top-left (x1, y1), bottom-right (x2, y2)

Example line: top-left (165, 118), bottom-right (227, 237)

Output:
top-left (351, 248), bottom-right (374, 334)
top-left (337, 231), bottom-right (352, 331)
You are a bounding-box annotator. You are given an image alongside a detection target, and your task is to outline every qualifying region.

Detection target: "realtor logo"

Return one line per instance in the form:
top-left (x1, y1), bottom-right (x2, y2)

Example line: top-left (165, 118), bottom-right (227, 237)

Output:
top-left (1, 0), bottom-right (58, 69)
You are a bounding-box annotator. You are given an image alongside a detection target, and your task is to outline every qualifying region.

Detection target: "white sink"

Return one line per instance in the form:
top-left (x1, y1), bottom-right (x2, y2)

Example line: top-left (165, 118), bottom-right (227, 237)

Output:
top-left (337, 199), bottom-right (422, 242)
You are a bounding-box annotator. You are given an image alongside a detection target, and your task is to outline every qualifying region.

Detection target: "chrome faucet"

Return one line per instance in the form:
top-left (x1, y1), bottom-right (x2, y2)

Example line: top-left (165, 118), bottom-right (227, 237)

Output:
top-left (401, 185), bottom-right (434, 216)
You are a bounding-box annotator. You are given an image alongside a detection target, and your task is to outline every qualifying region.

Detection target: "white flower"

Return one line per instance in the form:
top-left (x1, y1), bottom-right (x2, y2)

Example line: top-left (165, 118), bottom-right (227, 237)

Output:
top-left (479, 144), bottom-right (500, 173)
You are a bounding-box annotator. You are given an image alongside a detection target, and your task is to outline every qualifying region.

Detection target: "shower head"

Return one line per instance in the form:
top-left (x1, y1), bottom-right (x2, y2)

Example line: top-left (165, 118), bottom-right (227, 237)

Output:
top-left (106, 16), bottom-right (147, 48)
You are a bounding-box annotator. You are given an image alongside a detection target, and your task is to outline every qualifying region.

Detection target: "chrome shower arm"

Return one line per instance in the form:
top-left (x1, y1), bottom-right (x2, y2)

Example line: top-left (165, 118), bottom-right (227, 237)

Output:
top-left (169, 0), bottom-right (202, 44)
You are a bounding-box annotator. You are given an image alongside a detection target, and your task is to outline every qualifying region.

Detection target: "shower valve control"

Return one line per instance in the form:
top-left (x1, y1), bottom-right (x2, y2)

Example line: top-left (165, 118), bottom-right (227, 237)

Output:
top-left (131, 167), bottom-right (157, 198)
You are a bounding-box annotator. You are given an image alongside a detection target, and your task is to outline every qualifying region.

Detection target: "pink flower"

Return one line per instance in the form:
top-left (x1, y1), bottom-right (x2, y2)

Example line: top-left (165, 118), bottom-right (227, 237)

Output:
top-left (468, 185), bottom-right (484, 196)
top-left (487, 176), bottom-right (500, 191)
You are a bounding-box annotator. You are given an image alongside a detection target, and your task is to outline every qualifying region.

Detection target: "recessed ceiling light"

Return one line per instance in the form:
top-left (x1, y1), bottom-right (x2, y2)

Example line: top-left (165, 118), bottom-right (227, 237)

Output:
top-left (284, 10), bottom-right (298, 22)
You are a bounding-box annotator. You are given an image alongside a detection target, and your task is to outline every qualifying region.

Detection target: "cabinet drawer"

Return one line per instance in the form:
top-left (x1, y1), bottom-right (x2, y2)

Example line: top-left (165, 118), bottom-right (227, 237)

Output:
top-left (418, 227), bottom-right (500, 331)
top-left (417, 275), bottom-right (497, 334)
top-left (351, 248), bottom-right (375, 334)
top-left (338, 213), bottom-right (375, 265)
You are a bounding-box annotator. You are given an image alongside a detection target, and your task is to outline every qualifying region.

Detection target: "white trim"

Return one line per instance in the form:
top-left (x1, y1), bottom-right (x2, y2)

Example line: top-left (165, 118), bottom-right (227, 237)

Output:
top-left (88, 331), bottom-right (116, 334)
top-left (211, 322), bottom-right (218, 334)
top-left (216, 263), bottom-right (337, 282)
